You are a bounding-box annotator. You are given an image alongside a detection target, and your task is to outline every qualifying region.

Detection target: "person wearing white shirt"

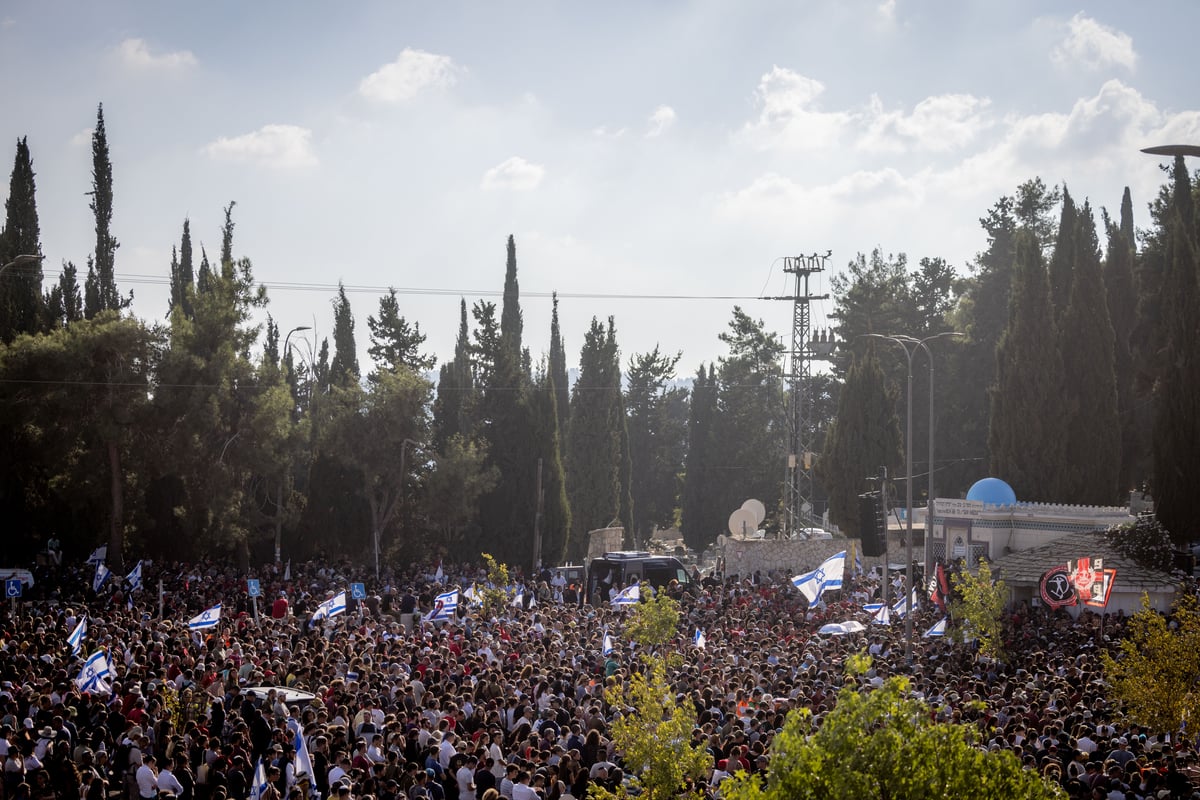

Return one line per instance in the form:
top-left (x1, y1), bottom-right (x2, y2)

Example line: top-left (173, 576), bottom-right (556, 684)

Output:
top-left (437, 731), bottom-right (457, 770)
top-left (157, 764), bottom-right (185, 797)
top-left (455, 756), bottom-right (477, 800)
top-left (511, 772), bottom-right (538, 800)
top-left (136, 756), bottom-right (159, 800)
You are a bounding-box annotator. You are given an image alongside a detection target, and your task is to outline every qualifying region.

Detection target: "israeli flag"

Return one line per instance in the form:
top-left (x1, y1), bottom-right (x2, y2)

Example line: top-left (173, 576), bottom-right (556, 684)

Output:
top-left (125, 561), bottom-right (143, 593)
top-left (67, 616), bottom-right (87, 656)
top-left (693, 629), bottom-right (706, 650)
top-left (871, 604), bottom-right (891, 625)
top-left (312, 591), bottom-right (347, 622)
top-left (611, 584), bottom-right (640, 607)
top-left (602, 631), bottom-right (615, 656)
top-left (75, 650), bottom-right (111, 694)
top-left (891, 589), bottom-right (920, 619)
top-left (510, 590), bottom-right (525, 609)
top-left (86, 546), bottom-right (107, 566)
top-left (248, 758), bottom-right (271, 800)
top-left (791, 551), bottom-right (846, 605)
top-left (293, 724), bottom-right (315, 792)
top-left (188, 603), bottom-right (222, 630)
top-left (425, 588), bottom-right (458, 622)
top-left (93, 562), bottom-right (111, 593)
top-left (434, 560), bottom-right (444, 583)
top-left (924, 617), bottom-right (947, 638)
top-left (463, 584), bottom-right (483, 607)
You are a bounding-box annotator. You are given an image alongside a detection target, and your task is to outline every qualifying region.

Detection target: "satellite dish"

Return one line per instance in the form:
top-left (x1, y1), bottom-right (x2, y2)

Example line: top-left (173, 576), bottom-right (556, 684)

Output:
top-left (741, 499), bottom-right (766, 526)
top-left (728, 508), bottom-right (757, 537)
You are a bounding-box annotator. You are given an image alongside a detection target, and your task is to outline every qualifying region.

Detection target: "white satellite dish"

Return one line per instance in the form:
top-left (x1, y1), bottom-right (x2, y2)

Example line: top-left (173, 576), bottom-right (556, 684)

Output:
top-left (728, 508), bottom-right (757, 537)
top-left (741, 499), bottom-right (766, 526)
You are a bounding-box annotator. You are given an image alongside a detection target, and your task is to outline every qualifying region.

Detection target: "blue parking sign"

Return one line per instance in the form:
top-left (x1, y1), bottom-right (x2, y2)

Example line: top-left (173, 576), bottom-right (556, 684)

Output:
top-left (247, 579), bottom-right (261, 598)
top-left (350, 582), bottom-right (366, 600)
top-left (5, 579), bottom-right (22, 598)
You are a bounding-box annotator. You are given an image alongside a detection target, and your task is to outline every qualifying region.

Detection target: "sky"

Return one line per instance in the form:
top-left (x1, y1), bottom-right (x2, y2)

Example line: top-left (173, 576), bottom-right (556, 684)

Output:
top-left (2, 1), bottom-right (1198, 376)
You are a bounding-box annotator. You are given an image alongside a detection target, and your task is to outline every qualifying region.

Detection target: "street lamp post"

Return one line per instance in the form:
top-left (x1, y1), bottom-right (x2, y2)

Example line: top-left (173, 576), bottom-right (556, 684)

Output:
top-left (275, 325), bottom-right (312, 564)
top-left (0, 254), bottom-right (43, 275)
top-left (864, 331), bottom-right (963, 661)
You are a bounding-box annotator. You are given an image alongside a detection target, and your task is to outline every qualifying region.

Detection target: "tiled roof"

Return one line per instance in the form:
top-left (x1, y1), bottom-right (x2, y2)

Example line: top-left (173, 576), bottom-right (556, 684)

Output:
top-left (990, 529), bottom-right (1180, 593)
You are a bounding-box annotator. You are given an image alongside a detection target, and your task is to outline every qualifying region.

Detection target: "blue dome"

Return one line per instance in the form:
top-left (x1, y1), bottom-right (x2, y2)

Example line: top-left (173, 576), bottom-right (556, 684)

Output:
top-left (966, 477), bottom-right (1017, 506)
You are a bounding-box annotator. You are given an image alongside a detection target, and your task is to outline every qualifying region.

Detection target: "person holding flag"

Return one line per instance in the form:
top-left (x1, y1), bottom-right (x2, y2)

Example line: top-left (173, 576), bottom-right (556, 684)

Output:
top-left (67, 616), bottom-right (87, 657)
top-left (610, 583), bottom-right (639, 607)
top-left (188, 604), bottom-right (222, 631)
top-left (124, 561), bottom-right (143, 594)
top-left (93, 562), bottom-right (111, 594)
top-left (602, 630), bottom-right (614, 656)
top-left (693, 629), bottom-right (706, 650)
top-left (311, 591), bottom-right (347, 623)
top-left (425, 588), bottom-right (459, 623)
top-left (791, 551), bottom-right (846, 606)
top-left (75, 650), bottom-right (111, 694)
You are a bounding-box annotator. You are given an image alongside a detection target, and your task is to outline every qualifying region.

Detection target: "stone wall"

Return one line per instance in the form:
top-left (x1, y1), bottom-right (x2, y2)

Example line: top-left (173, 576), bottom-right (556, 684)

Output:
top-left (586, 527), bottom-right (625, 561)
top-left (718, 535), bottom-right (910, 581)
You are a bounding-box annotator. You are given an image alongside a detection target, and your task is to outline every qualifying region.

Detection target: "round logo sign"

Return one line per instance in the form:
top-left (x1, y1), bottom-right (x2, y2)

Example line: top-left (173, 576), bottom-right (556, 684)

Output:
top-left (1040, 566), bottom-right (1076, 609)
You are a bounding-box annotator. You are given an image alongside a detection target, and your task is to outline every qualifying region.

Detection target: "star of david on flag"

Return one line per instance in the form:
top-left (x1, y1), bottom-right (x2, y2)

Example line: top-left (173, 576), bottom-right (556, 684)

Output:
top-left (67, 616), bottom-right (87, 656)
top-left (791, 551), bottom-right (846, 605)
top-left (611, 584), bottom-right (640, 607)
top-left (93, 562), bottom-right (111, 593)
top-left (75, 649), bottom-right (111, 694)
top-left (188, 603), bottom-right (222, 630)
top-left (312, 591), bottom-right (347, 622)
top-left (125, 561), bottom-right (143, 593)
top-left (425, 588), bottom-right (458, 622)
top-left (602, 631), bottom-right (615, 656)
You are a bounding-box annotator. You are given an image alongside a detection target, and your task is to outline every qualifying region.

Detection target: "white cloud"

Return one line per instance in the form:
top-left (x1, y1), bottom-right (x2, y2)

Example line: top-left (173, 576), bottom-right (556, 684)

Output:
top-left (878, 0), bottom-right (896, 21)
top-left (739, 66), bottom-right (852, 150)
top-left (718, 168), bottom-right (919, 229)
top-left (358, 48), bottom-right (461, 104)
top-left (202, 124), bottom-right (318, 170)
top-left (69, 128), bottom-right (93, 147)
top-left (646, 105), bottom-right (677, 138)
top-left (481, 156), bottom-right (544, 191)
top-left (1051, 13), bottom-right (1136, 71)
top-left (859, 93), bottom-right (992, 152)
top-left (116, 38), bottom-right (197, 71)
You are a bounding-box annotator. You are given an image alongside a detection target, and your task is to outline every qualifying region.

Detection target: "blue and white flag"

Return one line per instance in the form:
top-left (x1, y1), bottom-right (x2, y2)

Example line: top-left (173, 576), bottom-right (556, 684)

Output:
top-left (93, 562), bottom-right (111, 593)
top-left (693, 629), bottom-right (706, 650)
top-left (611, 584), bottom-right (640, 607)
top-left (248, 758), bottom-right (271, 800)
top-left (463, 584), bottom-right (483, 607)
top-left (434, 559), bottom-right (444, 583)
top-left (312, 591), bottom-right (347, 622)
top-left (188, 604), bottom-right (222, 630)
top-left (67, 617), bottom-right (87, 656)
top-left (791, 551), bottom-right (846, 605)
top-left (510, 590), bottom-right (525, 609)
top-left (854, 552), bottom-right (864, 574)
top-left (86, 546), bottom-right (107, 566)
top-left (924, 617), bottom-right (947, 637)
top-left (890, 589), bottom-right (920, 619)
top-left (125, 561), bottom-right (143, 593)
top-left (75, 649), bottom-right (111, 694)
top-left (871, 604), bottom-right (891, 625)
top-left (293, 724), bottom-right (315, 790)
top-left (602, 631), bottom-right (615, 656)
top-left (425, 588), bottom-right (458, 622)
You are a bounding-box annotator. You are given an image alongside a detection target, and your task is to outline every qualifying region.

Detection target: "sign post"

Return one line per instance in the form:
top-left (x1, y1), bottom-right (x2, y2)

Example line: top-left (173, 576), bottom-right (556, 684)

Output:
top-left (350, 582), bottom-right (366, 620)
top-left (6, 578), bottom-right (21, 616)
top-left (247, 579), bottom-right (262, 621)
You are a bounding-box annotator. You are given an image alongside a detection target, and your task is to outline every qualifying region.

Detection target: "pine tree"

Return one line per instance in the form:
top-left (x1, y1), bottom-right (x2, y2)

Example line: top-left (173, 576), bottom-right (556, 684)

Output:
top-left (196, 247), bottom-right (213, 296)
top-left (566, 317), bottom-right (623, 558)
top-left (1047, 187), bottom-right (1078, 321)
top-left (989, 230), bottom-right (1066, 501)
top-left (549, 293), bottom-right (570, 438)
top-left (816, 346), bottom-right (902, 535)
top-left (1103, 192), bottom-right (1139, 495)
top-left (328, 283), bottom-right (359, 388)
top-left (83, 104), bottom-right (123, 317)
top-left (1058, 201), bottom-right (1120, 504)
top-left (367, 288), bottom-right (433, 375)
top-left (1152, 156), bottom-right (1200, 544)
top-left (0, 137), bottom-right (44, 341)
top-left (681, 364), bottom-right (718, 551)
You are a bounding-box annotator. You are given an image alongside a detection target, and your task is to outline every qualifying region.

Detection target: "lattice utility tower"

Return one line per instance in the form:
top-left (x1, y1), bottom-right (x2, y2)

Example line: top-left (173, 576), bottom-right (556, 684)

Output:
top-left (767, 253), bottom-right (835, 536)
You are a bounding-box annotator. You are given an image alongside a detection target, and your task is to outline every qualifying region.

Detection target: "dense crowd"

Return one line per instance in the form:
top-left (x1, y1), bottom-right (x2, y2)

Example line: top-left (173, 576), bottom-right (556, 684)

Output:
top-left (1, 555), bottom-right (1198, 800)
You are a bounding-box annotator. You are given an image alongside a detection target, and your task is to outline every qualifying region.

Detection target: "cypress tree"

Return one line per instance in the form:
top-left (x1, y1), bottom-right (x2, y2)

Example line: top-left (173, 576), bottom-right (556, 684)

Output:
top-left (1058, 201), bottom-right (1120, 504)
top-left (1151, 156), bottom-right (1200, 544)
top-left (197, 248), bottom-right (213, 295)
top-left (328, 283), bottom-right (359, 388)
top-left (530, 366), bottom-right (572, 565)
top-left (1103, 194), bottom-right (1139, 495)
top-left (1048, 187), bottom-right (1078, 321)
top-left (816, 345), bottom-right (902, 535)
top-left (989, 230), bottom-right (1066, 501)
top-left (627, 348), bottom-right (687, 548)
top-left (59, 261), bottom-right (82, 325)
top-left (500, 234), bottom-right (522, 354)
top-left (83, 104), bottom-right (123, 317)
top-left (169, 219), bottom-right (195, 319)
top-left (549, 293), bottom-right (570, 438)
top-left (681, 364), bottom-right (719, 551)
top-left (432, 299), bottom-right (475, 451)
top-left (566, 317), bottom-right (622, 558)
top-left (0, 137), bottom-right (43, 341)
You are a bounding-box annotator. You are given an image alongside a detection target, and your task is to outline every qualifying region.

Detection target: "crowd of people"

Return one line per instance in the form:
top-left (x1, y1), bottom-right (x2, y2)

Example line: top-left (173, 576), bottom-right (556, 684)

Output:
top-left (0, 553), bottom-right (1198, 800)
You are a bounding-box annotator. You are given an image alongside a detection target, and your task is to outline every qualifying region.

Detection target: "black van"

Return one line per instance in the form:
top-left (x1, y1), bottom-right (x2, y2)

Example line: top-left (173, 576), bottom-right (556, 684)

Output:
top-left (585, 551), bottom-right (693, 605)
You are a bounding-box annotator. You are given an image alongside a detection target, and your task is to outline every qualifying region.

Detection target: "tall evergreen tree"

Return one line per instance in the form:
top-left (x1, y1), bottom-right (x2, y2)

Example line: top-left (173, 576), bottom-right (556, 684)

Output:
top-left (1047, 187), bottom-right (1078, 320)
top-left (616, 388), bottom-right (635, 548)
top-left (530, 366), bottom-right (572, 565)
top-left (1058, 201), bottom-right (1120, 504)
top-left (168, 218), bottom-right (195, 319)
top-left (368, 288), bottom-right (433, 375)
top-left (1151, 156), bottom-right (1200, 544)
top-left (681, 364), bottom-right (719, 551)
top-left (500, 234), bottom-right (523, 354)
top-left (1103, 194), bottom-right (1139, 496)
top-left (58, 262), bottom-right (83, 325)
top-left (816, 345), bottom-right (902, 536)
top-left (328, 283), bottom-right (359, 388)
top-left (626, 348), bottom-right (687, 547)
top-left (83, 104), bottom-right (123, 317)
top-left (0, 137), bottom-right (43, 341)
top-left (989, 230), bottom-right (1066, 501)
top-left (549, 293), bottom-right (570, 438)
top-left (197, 247), bottom-right (213, 295)
top-left (432, 299), bottom-right (476, 451)
top-left (566, 317), bottom-right (623, 558)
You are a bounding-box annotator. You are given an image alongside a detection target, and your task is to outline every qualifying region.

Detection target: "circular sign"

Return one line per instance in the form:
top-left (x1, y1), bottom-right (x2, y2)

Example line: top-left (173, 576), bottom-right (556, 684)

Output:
top-left (1040, 567), bottom-right (1076, 609)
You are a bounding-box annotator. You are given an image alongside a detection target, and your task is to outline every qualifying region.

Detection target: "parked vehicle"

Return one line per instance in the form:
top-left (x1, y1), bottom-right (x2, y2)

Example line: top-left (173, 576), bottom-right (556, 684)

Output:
top-left (585, 551), bottom-right (693, 605)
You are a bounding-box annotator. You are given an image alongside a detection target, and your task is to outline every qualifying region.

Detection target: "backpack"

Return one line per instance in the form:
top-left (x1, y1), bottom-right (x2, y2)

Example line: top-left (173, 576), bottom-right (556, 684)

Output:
top-left (112, 742), bottom-right (133, 781)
